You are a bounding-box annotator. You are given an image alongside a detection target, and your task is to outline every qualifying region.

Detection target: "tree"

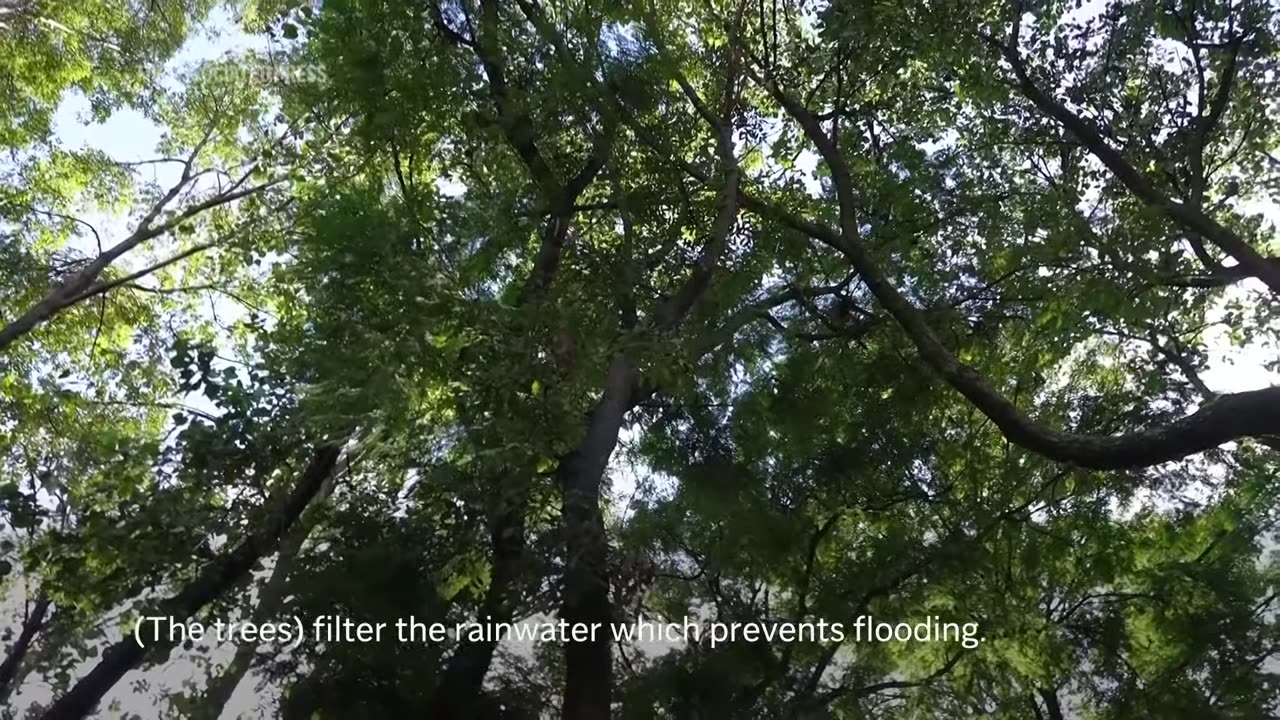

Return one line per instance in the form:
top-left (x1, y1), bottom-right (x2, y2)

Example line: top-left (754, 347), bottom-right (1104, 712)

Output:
top-left (3, 0), bottom-right (1279, 718)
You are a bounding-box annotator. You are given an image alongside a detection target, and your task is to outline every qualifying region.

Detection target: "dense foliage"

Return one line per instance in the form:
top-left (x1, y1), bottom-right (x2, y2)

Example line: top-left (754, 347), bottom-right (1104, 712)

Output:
top-left (3, 0), bottom-right (1280, 718)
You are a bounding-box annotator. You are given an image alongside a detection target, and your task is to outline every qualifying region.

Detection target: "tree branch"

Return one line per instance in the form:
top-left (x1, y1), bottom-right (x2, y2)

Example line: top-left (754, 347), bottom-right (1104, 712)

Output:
top-left (978, 24), bottom-right (1280, 295)
top-left (0, 592), bottom-right (51, 704)
top-left (39, 443), bottom-right (346, 720)
top-left (747, 57), bottom-right (1280, 470)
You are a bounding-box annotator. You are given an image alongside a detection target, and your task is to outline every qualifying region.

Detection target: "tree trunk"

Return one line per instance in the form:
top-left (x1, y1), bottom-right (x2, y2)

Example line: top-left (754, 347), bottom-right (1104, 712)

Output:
top-left (39, 444), bottom-right (343, 720)
top-left (429, 508), bottom-right (527, 719)
top-left (558, 355), bottom-right (637, 720)
top-left (1038, 687), bottom-right (1065, 720)
top-left (193, 540), bottom-right (303, 719)
top-left (192, 456), bottom-right (341, 720)
top-left (0, 592), bottom-right (51, 704)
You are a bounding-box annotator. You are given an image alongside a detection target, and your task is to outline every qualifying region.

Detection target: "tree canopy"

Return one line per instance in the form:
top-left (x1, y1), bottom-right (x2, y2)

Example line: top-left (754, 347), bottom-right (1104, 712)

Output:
top-left (2, 0), bottom-right (1280, 718)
